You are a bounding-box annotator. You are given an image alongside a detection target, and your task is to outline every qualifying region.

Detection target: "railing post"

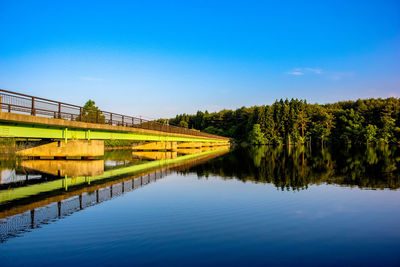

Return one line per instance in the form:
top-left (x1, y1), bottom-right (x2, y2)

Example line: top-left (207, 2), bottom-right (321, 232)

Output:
top-left (58, 102), bottom-right (61, 119)
top-left (31, 97), bottom-right (36, 116)
top-left (79, 107), bottom-right (82, 121)
top-left (110, 113), bottom-right (113, 125)
top-left (122, 115), bottom-right (124, 126)
top-left (0, 95), bottom-right (2, 112)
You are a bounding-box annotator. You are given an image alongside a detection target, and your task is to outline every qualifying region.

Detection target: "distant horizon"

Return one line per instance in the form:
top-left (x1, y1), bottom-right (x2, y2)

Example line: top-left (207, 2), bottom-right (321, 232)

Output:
top-left (1, 1), bottom-right (399, 118)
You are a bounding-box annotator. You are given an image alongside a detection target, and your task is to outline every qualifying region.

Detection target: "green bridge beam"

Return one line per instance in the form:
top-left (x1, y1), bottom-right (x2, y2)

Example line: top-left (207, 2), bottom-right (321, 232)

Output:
top-left (0, 123), bottom-right (229, 143)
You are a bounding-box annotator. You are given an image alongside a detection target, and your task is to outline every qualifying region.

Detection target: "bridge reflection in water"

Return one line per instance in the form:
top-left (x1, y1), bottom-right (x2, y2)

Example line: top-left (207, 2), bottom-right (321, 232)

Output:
top-left (21, 160), bottom-right (105, 177)
top-left (0, 146), bottom-right (229, 242)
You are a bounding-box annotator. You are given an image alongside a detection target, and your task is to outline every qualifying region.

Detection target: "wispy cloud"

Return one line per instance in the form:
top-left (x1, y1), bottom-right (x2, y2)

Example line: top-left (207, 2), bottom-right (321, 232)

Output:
top-left (304, 67), bottom-right (322, 74)
top-left (328, 71), bottom-right (354, 81)
top-left (79, 76), bottom-right (104, 82)
top-left (286, 68), bottom-right (355, 81)
top-left (287, 71), bottom-right (304, 76)
top-left (286, 67), bottom-right (322, 76)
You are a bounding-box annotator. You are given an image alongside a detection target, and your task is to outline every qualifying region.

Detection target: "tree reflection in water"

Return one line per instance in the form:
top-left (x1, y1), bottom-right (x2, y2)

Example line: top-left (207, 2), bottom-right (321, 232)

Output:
top-left (182, 144), bottom-right (400, 190)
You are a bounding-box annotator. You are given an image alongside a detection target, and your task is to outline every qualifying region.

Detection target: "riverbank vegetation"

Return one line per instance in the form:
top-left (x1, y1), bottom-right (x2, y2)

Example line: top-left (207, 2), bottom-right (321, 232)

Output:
top-left (168, 98), bottom-right (400, 145)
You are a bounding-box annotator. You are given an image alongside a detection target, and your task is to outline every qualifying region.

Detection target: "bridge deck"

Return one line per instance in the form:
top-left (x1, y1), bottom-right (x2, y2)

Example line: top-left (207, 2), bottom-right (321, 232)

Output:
top-left (0, 112), bottom-right (228, 142)
top-left (0, 89), bottom-right (229, 143)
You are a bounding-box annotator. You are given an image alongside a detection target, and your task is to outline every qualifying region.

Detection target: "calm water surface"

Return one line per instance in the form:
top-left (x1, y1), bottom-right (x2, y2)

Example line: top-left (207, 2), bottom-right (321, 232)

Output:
top-left (0, 145), bottom-right (399, 266)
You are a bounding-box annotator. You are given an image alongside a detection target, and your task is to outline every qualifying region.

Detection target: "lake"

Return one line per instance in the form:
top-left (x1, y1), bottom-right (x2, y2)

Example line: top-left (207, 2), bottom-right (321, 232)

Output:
top-left (0, 145), bottom-right (399, 266)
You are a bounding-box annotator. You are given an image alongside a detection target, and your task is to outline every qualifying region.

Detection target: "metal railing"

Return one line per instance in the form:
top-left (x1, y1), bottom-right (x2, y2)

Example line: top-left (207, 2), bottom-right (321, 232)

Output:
top-left (0, 89), bottom-right (228, 140)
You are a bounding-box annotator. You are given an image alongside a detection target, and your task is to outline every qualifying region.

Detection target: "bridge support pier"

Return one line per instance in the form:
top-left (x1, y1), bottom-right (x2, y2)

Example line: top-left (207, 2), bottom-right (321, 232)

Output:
top-left (17, 140), bottom-right (104, 159)
top-left (132, 141), bottom-right (177, 151)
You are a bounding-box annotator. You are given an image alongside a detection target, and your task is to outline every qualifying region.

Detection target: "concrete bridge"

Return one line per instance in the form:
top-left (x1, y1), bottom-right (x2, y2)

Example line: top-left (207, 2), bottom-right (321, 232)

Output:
top-left (0, 89), bottom-right (230, 158)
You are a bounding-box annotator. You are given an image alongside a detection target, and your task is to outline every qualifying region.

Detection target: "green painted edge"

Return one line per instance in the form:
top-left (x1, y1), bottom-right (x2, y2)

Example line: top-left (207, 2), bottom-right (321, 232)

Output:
top-left (0, 124), bottom-right (229, 143)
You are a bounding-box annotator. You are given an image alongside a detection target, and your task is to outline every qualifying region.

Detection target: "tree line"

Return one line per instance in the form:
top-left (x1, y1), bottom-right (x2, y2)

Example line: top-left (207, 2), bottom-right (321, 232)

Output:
top-left (168, 98), bottom-right (400, 145)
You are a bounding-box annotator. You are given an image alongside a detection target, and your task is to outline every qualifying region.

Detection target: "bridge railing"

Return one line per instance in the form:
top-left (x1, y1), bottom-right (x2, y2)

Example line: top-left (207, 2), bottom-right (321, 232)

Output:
top-left (0, 89), bottom-right (228, 140)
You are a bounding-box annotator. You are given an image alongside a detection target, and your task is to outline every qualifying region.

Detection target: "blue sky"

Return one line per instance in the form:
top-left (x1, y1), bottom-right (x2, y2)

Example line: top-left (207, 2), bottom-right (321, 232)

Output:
top-left (0, 0), bottom-right (399, 118)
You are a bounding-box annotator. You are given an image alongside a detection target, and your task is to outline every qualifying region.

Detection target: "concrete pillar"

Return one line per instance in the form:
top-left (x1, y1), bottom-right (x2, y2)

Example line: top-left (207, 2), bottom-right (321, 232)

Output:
top-left (132, 141), bottom-right (177, 151)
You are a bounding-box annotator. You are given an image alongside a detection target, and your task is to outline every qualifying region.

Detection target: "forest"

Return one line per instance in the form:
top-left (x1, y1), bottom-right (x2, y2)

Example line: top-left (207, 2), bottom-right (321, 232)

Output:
top-left (167, 98), bottom-right (400, 145)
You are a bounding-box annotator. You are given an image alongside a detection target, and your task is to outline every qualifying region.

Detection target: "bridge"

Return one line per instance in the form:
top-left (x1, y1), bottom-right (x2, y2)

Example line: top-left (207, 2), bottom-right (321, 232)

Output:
top-left (0, 89), bottom-right (230, 158)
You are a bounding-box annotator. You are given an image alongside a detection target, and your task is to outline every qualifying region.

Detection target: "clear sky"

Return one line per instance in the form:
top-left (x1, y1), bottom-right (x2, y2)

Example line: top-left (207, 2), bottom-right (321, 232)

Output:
top-left (0, 0), bottom-right (399, 118)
